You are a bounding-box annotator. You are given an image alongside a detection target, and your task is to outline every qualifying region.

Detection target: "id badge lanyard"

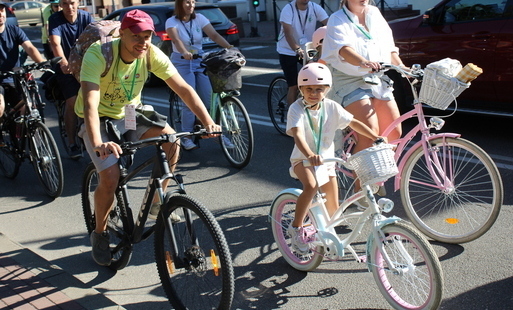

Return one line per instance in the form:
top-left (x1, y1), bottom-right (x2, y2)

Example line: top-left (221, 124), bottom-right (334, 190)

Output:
top-left (342, 8), bottom-right (372, 40)
top-left (305, 103), bottom-right (324, 155)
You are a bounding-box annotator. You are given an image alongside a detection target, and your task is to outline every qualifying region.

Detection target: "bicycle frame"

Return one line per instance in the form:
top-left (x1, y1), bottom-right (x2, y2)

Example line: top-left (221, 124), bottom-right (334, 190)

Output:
top-left (210, 91), bottom-right (242, 132)
top-left (271, 173), bottom-right (403, 271)
top-left (340, 66), bottom-right (462, 193)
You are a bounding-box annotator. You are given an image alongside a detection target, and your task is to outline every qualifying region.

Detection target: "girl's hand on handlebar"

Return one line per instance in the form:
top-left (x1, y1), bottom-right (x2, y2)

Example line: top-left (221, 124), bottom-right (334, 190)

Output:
top-left (307, 154), bottom-right (323, 167)
top-left (94, 141), bottom-right (123, 159)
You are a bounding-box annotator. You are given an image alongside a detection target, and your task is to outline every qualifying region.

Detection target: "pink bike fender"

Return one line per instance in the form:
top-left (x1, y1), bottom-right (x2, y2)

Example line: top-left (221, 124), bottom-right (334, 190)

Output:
top-left (394, 133), bottom-right (461, 191)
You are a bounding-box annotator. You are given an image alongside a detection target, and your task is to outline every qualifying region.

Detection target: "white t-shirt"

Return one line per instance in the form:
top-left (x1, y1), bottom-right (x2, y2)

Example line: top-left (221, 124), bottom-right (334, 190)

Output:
top-left (322, 5), bottom-right (398, 76)
top-left (286, 98), bottom-right (353, 166)
top-left (277, 0), bottom-right (329, 56)
top-left (165, 13), bottom-right (211, 54)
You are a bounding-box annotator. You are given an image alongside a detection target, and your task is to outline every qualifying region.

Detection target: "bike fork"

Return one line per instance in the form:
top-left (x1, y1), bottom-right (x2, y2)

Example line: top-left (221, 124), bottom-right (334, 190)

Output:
top-left (422, 137), bottom-right (455, 191)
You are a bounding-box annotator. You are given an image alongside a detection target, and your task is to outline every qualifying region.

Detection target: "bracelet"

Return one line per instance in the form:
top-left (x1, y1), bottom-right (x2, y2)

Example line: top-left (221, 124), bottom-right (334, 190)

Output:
top-left (373, 137), bottom-right (385, 145)
top-left (295, 47), bottom-right (302, 53)
top-left (226, 45), bottom-right (233, 49)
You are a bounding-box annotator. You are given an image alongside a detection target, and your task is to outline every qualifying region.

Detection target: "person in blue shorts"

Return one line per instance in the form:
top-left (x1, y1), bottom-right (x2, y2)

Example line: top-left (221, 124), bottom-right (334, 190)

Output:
top-left (49, 0), bottom-right (93, 158)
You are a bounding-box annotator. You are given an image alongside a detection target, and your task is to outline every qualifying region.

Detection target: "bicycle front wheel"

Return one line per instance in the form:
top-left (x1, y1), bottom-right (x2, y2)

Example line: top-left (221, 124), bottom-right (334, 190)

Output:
top-left (0, 122), bottom-right (21, 179)
top-left (270, 192), bottom-right (324, 271)
top-left (28, 122), bottom-right (63, 198)
top-left (369, 220), bottom-right (443, 310)
top-left (400, 137), bottom-right (503, 244)
top-left (154, 194), bottom-right (234, 310)
top-left (168, 91), bottom-right (182, 132)
top-left (81, 163), bottom-right (133, 270)
top-left (216, 96), bottom-right (254, 169)
top-left (267, 76), bottom-right (289, 136)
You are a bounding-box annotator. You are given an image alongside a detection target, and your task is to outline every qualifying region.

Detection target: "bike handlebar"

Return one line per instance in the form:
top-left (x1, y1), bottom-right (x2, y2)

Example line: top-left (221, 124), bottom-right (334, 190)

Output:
top-left (358, 63), bottom-right (424, 79)
top-left (119, 129), bottom-right (222, 155)
top-left (0, 57), bottom-right (62, 78)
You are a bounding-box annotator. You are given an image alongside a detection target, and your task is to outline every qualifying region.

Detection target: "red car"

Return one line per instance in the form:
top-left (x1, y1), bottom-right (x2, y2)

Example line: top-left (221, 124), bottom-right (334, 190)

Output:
top-left (388, 0), bottom-right (513, 117)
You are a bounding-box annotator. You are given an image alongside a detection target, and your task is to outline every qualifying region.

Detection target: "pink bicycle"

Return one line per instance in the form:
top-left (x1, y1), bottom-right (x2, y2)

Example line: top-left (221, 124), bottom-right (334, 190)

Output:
top-left (336, 63), bottom-right (503, 244)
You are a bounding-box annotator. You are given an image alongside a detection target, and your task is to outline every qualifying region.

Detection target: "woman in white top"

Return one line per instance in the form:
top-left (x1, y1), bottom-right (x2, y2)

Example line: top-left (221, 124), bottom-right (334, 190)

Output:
top-left (321, 0), bottom-right (404, 194)
top-left (165, 0), bottom-right (233, 150)
top-left (277, 0), bottom-right (328, 106)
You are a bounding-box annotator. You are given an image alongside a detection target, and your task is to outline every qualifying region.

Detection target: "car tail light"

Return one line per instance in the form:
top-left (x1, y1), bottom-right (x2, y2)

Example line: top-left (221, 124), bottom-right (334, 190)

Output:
top-left (226, 24), bottom-right (238, 35)
top-left (7, 7), bottom-right (15, 15)
top-left (155, 30), bottom-right (171, 41)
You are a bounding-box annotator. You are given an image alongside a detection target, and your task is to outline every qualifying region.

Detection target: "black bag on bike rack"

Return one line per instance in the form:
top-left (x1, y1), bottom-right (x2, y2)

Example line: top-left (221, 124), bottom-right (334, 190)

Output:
top-left (201, 49), bottom-right (246, 92)
top-left (40, 72), bottom-right (65, 101)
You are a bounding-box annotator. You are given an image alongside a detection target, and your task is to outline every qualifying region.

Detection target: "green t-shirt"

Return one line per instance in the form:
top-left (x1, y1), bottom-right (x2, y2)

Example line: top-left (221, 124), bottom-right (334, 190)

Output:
top-left (41, 5), bottom-right (53, 43)
top-left (75, 39), bottom-right (176, 119)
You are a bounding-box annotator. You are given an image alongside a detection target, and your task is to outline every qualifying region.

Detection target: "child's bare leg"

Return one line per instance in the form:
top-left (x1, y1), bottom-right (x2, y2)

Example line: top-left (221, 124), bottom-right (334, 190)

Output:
top-left (293, 163), bottom-right (317, 228)
top-left (320, 175), bottom-right (339, 217)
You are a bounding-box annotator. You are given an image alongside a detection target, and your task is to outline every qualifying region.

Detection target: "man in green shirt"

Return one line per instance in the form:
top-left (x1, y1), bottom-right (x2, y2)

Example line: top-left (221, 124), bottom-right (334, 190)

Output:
top-left (41, 0), bottom-right (61, 59)
top-left (76, 10), bottom-right (220, 266)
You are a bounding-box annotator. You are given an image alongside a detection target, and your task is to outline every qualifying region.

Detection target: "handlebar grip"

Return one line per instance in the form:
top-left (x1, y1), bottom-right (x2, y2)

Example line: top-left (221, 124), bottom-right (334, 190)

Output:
top-left (181, 54), bottom-right (201, 59)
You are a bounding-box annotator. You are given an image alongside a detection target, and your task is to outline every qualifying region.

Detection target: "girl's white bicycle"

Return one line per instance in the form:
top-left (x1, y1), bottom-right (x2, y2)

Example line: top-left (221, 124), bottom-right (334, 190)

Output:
top-left (269, 144), bottom-right (444, 310)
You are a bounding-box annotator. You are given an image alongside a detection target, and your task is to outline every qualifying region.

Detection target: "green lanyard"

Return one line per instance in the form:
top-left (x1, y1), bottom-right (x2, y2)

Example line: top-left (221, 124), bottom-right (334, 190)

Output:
top-left (305, 102), bottom-right (324, 154)
top-left (118, 58), bottom-right (139, 102)
top-left (343, 8), bottom-right (372, 40)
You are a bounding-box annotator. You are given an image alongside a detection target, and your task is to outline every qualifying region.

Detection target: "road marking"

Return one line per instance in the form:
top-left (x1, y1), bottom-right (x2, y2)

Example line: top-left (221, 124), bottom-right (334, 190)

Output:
top-left (240, 46), bottom-right (269, 51)
top-left (141, 93), bottom-right (513, 170)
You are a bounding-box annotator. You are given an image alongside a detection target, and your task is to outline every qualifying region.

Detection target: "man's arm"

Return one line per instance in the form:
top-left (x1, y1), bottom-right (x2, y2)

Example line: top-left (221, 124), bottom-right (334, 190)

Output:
top-left (81, 81), bottom-right (122, 159)
top-left (21, 41), bottom-right (44, 63)
top-left (49, 34), bottom-right (68, 71)
top-left (282, 22), bottom-right (300, 52)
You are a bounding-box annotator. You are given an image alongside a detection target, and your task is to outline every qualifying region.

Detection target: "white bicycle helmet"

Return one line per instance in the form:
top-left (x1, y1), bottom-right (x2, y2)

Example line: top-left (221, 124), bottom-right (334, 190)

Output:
top-left (312, 26), bottom-right (327, 48)
top-left (297, 63), bottom-right (332, 87)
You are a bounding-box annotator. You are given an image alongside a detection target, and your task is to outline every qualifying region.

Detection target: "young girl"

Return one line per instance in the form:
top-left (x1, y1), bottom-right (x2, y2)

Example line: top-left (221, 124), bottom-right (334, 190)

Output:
top-left (286, 63), bottom-right (385, 253)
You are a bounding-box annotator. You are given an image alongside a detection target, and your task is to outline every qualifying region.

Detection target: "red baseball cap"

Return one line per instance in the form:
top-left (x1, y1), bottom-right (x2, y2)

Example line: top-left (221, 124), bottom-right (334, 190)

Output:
top-left (120, 10), bottom-right (155, 34)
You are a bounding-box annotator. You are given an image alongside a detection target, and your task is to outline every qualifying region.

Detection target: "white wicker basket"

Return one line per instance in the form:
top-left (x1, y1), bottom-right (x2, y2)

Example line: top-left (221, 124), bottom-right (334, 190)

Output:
top-left (347, 144), bottom-right (398, 186)
top-left (419, 67), bottom-right (470, 110)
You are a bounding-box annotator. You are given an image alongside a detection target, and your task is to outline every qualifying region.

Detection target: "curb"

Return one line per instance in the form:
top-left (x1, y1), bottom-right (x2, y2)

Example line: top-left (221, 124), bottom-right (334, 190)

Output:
top-left (0, 232), bottom-right (125, 310)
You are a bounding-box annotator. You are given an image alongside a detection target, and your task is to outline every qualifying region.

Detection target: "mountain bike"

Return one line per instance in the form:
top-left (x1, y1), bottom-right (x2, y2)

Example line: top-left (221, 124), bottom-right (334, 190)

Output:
top-left (81, 128), bottom-right (234, 309)
top-left (41, 71), bottom-right (83, 160)
top-left (0, 59), bottom-right (64, 198)
top-left (169, 51), bottom-right (254, 169)
top-left (269, 144), bottom-right (444, 310)
top-left (336, 63), bottom-right (503, 244)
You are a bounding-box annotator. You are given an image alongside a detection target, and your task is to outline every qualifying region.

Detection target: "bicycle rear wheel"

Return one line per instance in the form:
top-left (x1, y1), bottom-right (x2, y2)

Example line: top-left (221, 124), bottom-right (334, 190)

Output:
top-left (28, 122), bottom-right (63, 198)
top-left (216, 96), bottom-right (253, 169)
top-left (368, 220), bottom-right (443, 310)
top-left (168, 91), bottom-right (182, 132)
top-left (267, 76), bottom-right (289, 136)
top-left (0, 122), bottom-right (21, 179)
top-left (81, 163), bottom-right (133, 270)
top-left (154, 194), bottom-right (234, 310)
top-left (55, 100), bottom-right (82, 160)
top-left (400, 137), bottom-right (503, 244)
top-left (270, 192), bottom-right (324, 271)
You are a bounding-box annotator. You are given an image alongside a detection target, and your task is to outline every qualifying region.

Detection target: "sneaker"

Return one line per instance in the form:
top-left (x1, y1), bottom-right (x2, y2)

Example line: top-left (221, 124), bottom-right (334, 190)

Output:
top-left (181, 137), bottom-right (198, 151)
top-left (221, 135), bottom-right (235, 149)
top-left (69, 143), bottom-right (82, 159)
top-left (148, 203), bottom-right (181, 223)
top-left (90, 231), bottom-right (111, 266)
top-left (287, 224), bottom-right (317, 254)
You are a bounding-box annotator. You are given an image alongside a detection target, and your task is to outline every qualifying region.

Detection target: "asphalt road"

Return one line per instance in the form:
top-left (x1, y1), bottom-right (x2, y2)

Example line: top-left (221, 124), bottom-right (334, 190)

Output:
top-left (0, 25), bottom-right (512, 310)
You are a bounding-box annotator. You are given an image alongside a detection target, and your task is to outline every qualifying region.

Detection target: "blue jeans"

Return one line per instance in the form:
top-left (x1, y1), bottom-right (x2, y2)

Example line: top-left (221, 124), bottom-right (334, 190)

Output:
top-left (171, 53), bottom-right (212, 132)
